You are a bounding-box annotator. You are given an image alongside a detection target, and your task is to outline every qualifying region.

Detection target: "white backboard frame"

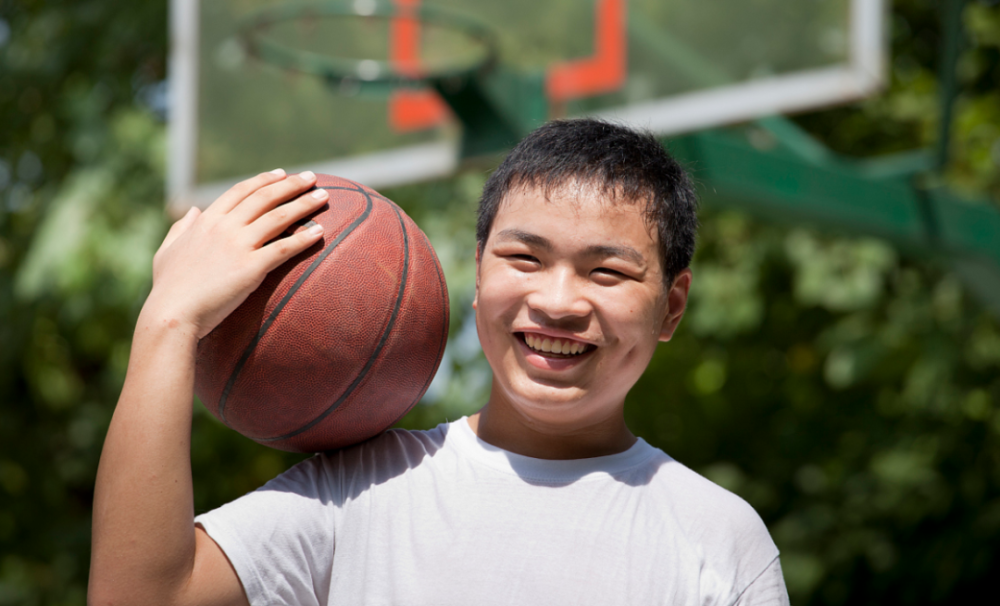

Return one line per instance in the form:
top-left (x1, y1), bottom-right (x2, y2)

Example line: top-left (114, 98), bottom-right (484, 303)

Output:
top-left (168, 0), bottom-right (886, 213)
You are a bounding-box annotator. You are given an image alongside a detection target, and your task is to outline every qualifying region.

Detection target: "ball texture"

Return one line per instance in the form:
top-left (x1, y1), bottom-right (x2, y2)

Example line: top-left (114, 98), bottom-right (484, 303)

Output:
top-left (195, 175), bottom-right (449, 452)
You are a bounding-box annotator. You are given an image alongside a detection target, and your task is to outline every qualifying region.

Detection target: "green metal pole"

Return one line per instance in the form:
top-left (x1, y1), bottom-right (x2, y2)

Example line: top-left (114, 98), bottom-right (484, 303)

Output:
top-left (935, 0), bottom-right (966, 170)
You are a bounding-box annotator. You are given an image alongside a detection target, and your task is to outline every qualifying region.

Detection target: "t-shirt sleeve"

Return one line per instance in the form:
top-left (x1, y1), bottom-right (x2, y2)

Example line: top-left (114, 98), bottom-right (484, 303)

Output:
top-left (733, 556), bottom-right (790, 606)
top-left (652, 455), bottom-right (788, 606)
top-left (195, 455), bottom-right (338, 606)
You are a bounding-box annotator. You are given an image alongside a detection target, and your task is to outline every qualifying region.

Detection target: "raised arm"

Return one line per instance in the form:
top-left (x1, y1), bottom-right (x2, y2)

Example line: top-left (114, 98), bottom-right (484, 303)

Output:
top-left (89, 170), bottom-right (328, 606)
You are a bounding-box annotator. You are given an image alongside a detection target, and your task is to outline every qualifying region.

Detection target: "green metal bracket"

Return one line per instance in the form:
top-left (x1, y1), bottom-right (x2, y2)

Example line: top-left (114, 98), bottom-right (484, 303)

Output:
top-left (477, 69), bottom-right (548, 138)
top-left (668, 130), bottom-right (927, 244)
top-left (749, 116), bottom-right (938, 180)
top-left (752, 117), bottom-right (836, 166)
top-left (433, 68), bottom-right (547, 160)
top-left (432, 75), bottom-right (523, 159)
top-left (667, 128), bottom-right (1000, 317)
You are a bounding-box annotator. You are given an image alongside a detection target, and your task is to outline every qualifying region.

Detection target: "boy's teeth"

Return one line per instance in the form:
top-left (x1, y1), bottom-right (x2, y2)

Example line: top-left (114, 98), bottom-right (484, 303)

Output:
top-left (524, 334), bottom-right (586, 356)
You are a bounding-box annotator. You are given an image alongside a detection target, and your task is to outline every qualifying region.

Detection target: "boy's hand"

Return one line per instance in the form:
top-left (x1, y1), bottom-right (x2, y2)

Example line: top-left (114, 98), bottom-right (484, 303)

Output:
top-left (145, 169), bottom-right (328, 339)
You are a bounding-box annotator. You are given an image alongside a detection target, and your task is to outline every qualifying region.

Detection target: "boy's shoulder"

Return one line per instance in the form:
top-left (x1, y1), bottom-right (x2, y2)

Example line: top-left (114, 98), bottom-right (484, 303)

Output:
top-left (278, 420), bottom-right (455, 493)
top-left (637, 448), bottom-right (774, 547)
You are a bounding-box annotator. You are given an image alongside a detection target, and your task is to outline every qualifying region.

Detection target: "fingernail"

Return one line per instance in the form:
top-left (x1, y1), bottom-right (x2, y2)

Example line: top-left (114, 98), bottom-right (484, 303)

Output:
top-left (300, 170), bottom-right (316, 181)
top-left (307, 224), bottom-right (324, 236)
top-left (270, 168), bottom-right (285, 176)
top-left (311, 189), bottom-right (328, 200)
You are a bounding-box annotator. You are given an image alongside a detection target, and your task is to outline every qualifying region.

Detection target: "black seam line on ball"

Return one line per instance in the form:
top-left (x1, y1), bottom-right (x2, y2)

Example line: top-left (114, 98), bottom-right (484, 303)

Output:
top-left (396, 232), bottom-right (449, 422)
top-left (218, 182), bottom-right (372, 426)
top-left (260, 197), bottom-right (411, 442)
top-left (352, 190), bottom-right (439, 421)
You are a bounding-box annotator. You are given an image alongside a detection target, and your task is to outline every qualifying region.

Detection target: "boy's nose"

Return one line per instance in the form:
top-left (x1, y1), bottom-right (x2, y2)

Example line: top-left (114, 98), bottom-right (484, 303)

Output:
top-left (526, 268), bottom-right (592, 320)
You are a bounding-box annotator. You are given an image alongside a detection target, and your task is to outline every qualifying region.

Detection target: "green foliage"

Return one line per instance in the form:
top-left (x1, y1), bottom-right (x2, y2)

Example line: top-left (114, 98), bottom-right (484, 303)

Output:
top-left (1, 1), bottom-right (998, 605)
top-left (1, 0), bottom-right (171, 601)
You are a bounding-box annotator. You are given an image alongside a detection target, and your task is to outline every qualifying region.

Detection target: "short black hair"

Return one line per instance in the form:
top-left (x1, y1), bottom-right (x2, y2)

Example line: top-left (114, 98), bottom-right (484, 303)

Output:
top-left (476, 118), bottom-right (698, 284)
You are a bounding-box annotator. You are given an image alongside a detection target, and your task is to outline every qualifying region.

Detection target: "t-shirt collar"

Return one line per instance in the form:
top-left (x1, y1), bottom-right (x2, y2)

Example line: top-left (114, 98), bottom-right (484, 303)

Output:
top-left (447, 416), bottom-right (656, 484)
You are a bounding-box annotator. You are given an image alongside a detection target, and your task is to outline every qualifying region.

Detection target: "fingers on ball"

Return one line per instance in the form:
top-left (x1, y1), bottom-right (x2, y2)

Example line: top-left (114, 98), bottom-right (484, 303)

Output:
top-left (248, 188), bottom-right (328, 247)
top-left (208, 169), bottom-right (289, 216)
top-left (258, 224), bottom-right (324, 272)
top-left (232, 171), bottom-right (319, 225)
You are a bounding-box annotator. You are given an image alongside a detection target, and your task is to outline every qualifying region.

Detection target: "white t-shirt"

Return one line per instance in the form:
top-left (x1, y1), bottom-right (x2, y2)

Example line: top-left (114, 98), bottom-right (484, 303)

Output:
top-left (196, 418), bottom-right (788, 606)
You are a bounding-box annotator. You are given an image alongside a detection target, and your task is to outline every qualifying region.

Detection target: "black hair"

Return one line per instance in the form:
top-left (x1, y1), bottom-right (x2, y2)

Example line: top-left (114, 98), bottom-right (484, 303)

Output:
top-left (476, 118), bottom-right (698, 284)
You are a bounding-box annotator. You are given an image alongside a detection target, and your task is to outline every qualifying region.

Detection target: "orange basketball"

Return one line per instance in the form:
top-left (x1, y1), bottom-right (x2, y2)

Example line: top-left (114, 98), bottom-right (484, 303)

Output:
top-left (195, 175), bottom-right (449, 452)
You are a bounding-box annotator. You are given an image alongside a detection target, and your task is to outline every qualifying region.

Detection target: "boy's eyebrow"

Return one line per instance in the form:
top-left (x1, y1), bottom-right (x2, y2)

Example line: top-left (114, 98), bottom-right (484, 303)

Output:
top-left (495, 228), bottom-right (551, 250)
top-left (494, 228), bottom-right (645, 265)
top-left (585, 244), bottom-right (645, 266)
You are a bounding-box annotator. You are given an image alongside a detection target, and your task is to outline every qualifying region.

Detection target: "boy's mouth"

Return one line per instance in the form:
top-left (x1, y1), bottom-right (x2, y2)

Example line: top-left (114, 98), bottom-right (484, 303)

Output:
top-left (518, 332), bottom-right (594, 358)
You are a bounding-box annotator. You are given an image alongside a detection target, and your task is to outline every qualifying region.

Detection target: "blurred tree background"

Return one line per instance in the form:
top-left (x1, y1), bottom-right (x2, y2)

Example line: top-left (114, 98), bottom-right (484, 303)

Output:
top-left (1, 0), bottom-right (999, 604)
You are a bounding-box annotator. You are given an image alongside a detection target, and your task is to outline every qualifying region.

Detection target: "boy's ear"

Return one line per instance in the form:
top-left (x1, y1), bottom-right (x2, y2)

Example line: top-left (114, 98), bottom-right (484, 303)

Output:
top-left (472, 246), bottom-right (482, 310)
top-left (659, 269), bottom-right (692, 342)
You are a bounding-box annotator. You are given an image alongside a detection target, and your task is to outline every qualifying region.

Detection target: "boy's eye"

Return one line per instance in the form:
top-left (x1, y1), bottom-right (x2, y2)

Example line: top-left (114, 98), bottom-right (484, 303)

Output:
top-left (503, 253), bottom-right (541, 271)
top-left (592, 267), bottom-right (628, 283)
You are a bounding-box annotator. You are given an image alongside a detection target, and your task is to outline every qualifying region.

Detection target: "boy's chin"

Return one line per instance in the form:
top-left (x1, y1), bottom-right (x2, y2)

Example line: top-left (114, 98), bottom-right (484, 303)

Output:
top-left (502, 382), bottom-right (605, 420)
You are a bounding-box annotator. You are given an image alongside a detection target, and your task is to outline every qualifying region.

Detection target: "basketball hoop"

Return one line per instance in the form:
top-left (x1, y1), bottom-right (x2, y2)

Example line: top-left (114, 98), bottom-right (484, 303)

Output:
top-left (238, 0), bottom-right (497, 98)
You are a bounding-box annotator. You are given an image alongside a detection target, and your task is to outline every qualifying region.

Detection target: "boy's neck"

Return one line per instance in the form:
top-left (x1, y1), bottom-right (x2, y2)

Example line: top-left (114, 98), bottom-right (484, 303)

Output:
top-left (467, 403), bottom-right (637, 460)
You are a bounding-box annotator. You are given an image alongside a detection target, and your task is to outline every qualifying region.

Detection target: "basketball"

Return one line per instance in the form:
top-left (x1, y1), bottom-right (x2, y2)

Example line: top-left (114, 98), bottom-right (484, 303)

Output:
top-left (194, 174), bottom-right (449, 453)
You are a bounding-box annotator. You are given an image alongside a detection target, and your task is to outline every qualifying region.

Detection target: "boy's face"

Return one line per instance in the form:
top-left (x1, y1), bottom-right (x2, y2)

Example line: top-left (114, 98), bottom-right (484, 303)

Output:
top-left (474, 183), bottom-right (690, 431)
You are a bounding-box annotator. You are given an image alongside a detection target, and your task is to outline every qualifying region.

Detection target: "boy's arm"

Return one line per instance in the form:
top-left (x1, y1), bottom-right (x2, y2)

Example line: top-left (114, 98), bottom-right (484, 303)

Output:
top-left (89, 170), bottom-right (329, 606)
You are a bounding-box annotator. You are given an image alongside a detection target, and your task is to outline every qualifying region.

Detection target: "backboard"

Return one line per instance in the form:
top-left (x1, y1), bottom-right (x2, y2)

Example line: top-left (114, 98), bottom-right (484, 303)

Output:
top-left (168, 0), bottom-right (886, 212)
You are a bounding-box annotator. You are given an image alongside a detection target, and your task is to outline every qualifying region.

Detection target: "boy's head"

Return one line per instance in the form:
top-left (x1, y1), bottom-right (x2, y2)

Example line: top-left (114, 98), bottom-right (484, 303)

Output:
top-left (476, 119), bottom-right (698, 285)
top-left (471, 119), bottom-right (699, 437)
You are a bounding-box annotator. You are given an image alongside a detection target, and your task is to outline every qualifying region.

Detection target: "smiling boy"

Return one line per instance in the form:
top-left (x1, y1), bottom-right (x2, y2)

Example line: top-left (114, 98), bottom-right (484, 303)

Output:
top-left (90, 119), bottom-right (789, 605)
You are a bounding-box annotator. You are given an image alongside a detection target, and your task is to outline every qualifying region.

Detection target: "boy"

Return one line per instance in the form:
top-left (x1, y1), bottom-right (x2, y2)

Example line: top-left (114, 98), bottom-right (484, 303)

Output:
top-left (90, 119), bottom-right (789, 605)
